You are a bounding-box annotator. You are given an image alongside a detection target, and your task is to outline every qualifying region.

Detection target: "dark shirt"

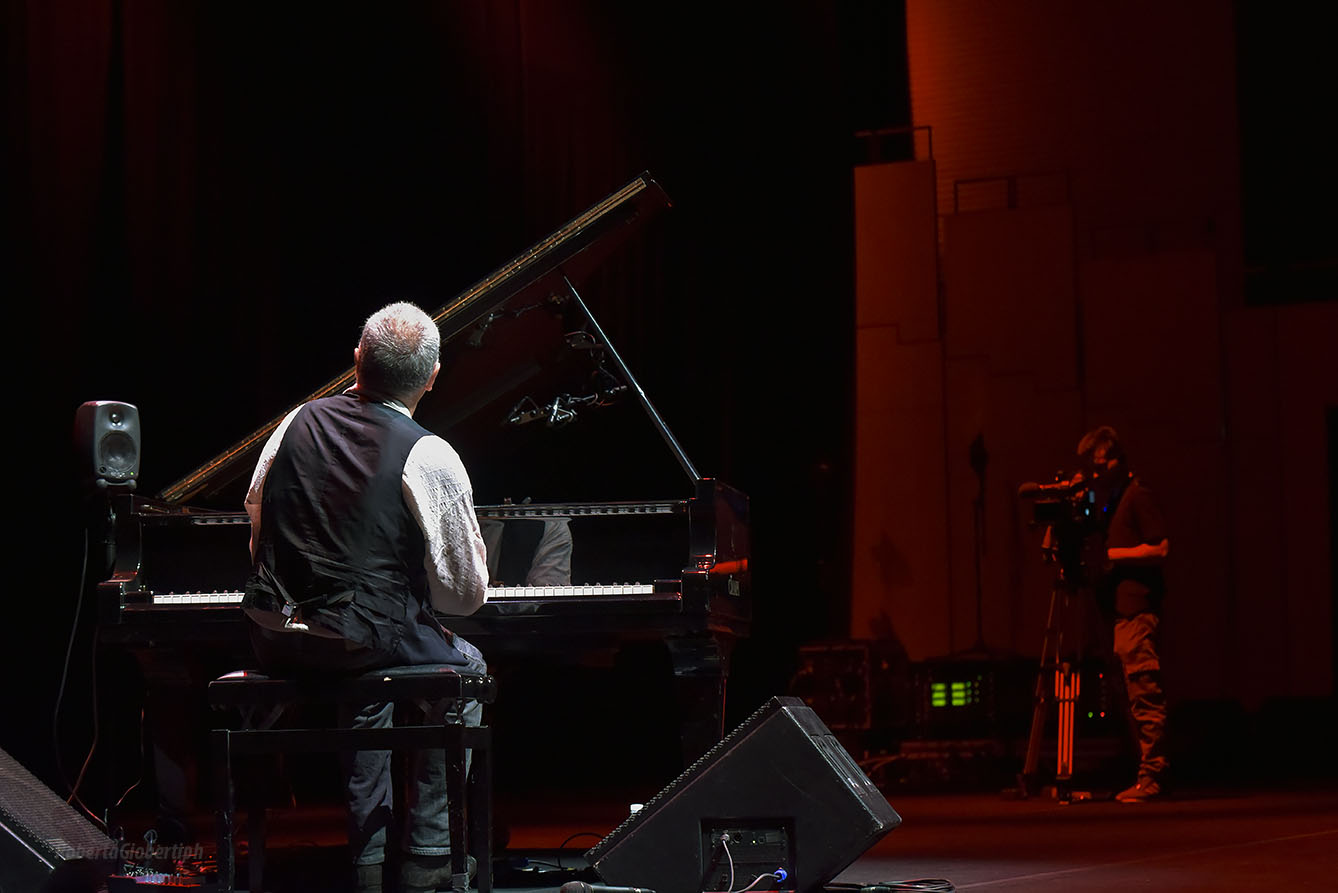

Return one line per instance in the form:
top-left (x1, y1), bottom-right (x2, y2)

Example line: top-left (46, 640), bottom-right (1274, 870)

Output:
top-left (1101, 475), bottom-right (1168, 617)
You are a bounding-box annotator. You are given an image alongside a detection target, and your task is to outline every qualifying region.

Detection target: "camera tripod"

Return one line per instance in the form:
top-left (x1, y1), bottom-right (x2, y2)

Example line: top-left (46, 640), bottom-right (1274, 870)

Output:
top-left (1018, 559), bottom-right (1090, 802)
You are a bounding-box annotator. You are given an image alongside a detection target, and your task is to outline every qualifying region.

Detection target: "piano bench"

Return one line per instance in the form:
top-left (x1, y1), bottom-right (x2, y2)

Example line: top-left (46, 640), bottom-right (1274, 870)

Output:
top-left (208, 665), bottom-right (497, 893)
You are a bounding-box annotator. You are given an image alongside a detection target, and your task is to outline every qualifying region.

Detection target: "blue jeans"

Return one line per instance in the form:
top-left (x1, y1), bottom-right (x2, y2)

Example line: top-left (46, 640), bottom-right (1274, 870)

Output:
top-left (248, 602), bottom-right (486, 867)
top-left (342, 654), bottom-right (485, 865)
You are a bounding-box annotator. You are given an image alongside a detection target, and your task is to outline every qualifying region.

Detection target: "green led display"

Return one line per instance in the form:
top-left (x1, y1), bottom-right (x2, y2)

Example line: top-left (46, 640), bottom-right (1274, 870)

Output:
top-left (930, 678), bottom-right (983, 709)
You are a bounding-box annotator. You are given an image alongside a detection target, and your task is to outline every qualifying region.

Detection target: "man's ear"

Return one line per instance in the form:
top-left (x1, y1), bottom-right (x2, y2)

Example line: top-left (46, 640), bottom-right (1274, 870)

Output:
top-left (425, 360), bottom-right (441, 392)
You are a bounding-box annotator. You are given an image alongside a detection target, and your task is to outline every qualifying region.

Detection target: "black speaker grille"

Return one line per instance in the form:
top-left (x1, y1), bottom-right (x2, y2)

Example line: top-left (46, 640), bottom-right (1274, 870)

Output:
top-left (586, 696), bottom-right (900, 893)
top-left (99, 430), bottom-right (138, 478)
top-left (0, 748), bottom-right (118, 870)
top-left (585, 696), bottom-right (793, 864)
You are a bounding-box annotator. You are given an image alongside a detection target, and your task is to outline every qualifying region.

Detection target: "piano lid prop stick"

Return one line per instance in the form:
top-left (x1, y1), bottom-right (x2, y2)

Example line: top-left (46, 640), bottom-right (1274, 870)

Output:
top-left (558, 274), bottom-right (700, 483)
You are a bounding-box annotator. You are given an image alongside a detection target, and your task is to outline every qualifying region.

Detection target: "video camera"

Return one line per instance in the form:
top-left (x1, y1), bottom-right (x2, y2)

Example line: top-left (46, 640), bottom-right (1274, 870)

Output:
top-left (1017, 472), bottom-right (1105, 581)
top-left (1017, 474), bottom-right (1098, 529)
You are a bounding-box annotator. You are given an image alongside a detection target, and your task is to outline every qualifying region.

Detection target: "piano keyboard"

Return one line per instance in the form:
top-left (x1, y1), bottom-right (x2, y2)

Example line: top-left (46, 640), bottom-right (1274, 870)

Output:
top-left (487, 583), bottom-right (655, 599)
top-left (152, 592), bottom-right (245, 605)
top-left (146, 583), bottom-right (656, 607)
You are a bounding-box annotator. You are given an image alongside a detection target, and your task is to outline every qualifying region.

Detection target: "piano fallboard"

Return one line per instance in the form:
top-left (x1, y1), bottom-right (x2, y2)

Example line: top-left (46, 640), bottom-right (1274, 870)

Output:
top-left (101, 478), bottom-right (749, 642)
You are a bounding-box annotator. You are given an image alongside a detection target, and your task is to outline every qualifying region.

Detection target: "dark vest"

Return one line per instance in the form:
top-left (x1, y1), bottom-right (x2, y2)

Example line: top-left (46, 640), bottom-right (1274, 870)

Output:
top-left (244, 393), bottom-right (430, 656)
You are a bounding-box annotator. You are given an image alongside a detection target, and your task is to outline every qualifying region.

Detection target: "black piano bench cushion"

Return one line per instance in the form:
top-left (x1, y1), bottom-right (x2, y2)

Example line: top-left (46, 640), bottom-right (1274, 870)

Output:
top-left (208, 665), bottom-right (497, 709)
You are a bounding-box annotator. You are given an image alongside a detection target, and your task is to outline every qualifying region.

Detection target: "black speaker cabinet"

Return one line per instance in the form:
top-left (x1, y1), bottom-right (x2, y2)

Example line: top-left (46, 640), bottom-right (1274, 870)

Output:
top-left (0, 747), bottom-right (117, 892)
top-left (73, 400), bottom-right (140, 489)
top-left (587, 696), bottom-right (900, 893)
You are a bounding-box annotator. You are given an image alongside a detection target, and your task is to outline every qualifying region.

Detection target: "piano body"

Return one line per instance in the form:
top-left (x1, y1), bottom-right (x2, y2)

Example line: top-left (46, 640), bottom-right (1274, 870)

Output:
top-left (97, 173), bottom-right (751, 789)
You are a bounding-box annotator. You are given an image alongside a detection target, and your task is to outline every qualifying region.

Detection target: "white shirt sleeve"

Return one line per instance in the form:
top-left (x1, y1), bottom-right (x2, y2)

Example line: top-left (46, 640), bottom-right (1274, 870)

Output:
top-left (402, 434), bottom-right (490, 615)
top-left (244, 406), bottom-right (304, 561)
top-left (527, 519), bottom-right (573, 586)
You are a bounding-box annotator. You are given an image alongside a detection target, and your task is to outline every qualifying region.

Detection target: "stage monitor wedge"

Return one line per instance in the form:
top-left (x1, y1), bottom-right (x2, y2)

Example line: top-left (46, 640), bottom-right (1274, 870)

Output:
top-left (587, 697), bottom-right (900, 893)
top-left (0, 747), bottom-right (118, 892)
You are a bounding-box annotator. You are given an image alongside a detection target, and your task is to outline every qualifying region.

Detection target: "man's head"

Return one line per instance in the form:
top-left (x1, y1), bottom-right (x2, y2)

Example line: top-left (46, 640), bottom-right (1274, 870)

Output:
top-left (354, 302), bottom-right (441, 405)
top-left (1077, 425), bottom-right (1125, 474)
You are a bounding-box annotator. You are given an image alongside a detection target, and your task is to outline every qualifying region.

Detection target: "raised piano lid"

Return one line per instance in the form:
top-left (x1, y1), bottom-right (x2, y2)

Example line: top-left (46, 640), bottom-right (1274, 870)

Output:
top-left (153, 172), bottom-right (748, 593)
top-left (159, 172), bottom-right (675, 506)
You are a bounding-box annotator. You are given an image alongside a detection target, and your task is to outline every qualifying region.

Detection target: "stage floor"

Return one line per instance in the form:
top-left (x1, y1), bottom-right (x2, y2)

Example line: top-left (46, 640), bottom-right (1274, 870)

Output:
top-left (187, 783), bottom-right (1338, 892)
top-left (826, 786), bottom-right (1338, 892)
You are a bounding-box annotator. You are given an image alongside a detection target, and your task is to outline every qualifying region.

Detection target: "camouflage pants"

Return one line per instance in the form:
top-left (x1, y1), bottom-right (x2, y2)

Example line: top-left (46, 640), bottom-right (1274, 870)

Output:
top-left (1114, 612), bottom-right (1168, 780)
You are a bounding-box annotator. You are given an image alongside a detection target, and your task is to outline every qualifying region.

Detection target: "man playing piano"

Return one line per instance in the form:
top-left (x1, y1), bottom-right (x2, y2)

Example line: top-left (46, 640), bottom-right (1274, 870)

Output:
top-left (242, 301), bottom-right (490, 893)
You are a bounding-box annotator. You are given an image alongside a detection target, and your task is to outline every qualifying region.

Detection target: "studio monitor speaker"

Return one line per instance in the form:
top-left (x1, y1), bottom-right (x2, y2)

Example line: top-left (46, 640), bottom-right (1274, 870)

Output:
top-left (73, 401), bottom-right (139, 489)
top-left (587, 697), bottom-right (900, 893)
top-left (0, 747), bottom-right (117, 892)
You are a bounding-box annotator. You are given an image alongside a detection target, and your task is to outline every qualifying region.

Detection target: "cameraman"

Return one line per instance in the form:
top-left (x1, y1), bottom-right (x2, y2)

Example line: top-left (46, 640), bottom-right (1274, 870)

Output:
top-left (1078, 425), bottom-right (1170, 803)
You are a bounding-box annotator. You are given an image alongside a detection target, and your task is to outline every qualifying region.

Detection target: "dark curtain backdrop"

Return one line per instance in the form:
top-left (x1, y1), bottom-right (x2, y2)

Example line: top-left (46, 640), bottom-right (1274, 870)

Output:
top-left (6, 0), bottom-right (909, 796)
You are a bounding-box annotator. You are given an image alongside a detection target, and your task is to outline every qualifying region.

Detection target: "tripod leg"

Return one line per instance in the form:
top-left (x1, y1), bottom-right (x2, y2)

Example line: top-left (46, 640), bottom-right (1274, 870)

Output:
top-left (1055, 661), bottom-right (1080, 794)
top-left (1020, 583), bottom-right (1062, 791)
top-left (1021, 671), bottom-right (1048, 788)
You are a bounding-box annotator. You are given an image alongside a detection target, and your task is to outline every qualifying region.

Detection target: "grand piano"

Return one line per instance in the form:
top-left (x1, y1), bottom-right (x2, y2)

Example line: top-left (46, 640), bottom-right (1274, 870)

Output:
top-left (97, 174), bottom-right (751, 786)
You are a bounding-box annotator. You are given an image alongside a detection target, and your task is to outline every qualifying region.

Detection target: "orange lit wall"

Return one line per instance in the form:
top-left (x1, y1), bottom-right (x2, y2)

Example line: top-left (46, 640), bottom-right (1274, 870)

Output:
top-left (851, 0), bottom-right (1336, 704)
top-left (852, 159), bottom-right (948, 652)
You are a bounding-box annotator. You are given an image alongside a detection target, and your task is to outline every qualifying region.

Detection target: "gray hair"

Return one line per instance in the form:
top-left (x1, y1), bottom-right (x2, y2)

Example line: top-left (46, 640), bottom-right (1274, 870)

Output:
top-left (357, 302), bottom-right (441, 400)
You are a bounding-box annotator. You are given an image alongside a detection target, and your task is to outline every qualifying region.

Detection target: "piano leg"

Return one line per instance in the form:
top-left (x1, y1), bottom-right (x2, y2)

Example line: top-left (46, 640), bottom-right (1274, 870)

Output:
top-left (109, 641), bottom-right (255, 840)
top-left (139, 648), bottom-right (218, 838)
top-left (666, 635), bottom-right (734, 764)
